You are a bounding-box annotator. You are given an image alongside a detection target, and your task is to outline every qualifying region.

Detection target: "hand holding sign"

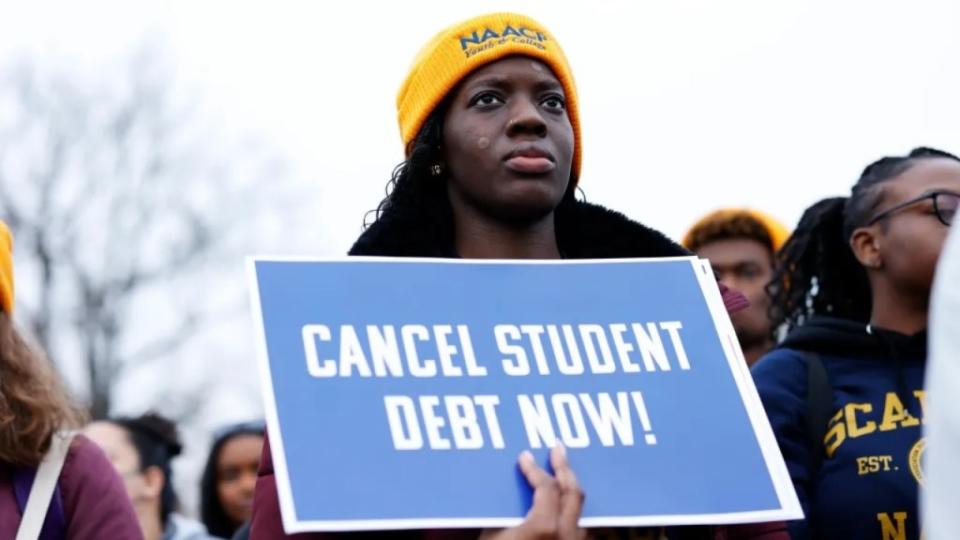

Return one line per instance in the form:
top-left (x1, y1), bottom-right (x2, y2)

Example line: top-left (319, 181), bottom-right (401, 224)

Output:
top-left (481, 445), bottom-right (586, 540)
top-left (249, 258), bottom-right (801, 531)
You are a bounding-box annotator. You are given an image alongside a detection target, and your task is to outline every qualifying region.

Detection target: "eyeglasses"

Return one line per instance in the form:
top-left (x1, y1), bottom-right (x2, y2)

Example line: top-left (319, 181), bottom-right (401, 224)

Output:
top-left (866, 190), bottom-right (959, 227)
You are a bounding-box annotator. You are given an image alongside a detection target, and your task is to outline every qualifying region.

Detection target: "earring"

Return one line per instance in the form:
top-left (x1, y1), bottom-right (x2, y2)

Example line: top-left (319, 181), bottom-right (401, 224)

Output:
top-left (430, 163), bottom-right (443, 176)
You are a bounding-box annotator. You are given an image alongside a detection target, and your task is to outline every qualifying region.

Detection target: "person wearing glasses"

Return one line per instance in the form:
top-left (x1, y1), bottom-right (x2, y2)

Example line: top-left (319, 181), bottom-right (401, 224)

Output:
top-left (200, 421), bottom-right (264, 539)
top-left (752, 147), bottom-right (960, 540)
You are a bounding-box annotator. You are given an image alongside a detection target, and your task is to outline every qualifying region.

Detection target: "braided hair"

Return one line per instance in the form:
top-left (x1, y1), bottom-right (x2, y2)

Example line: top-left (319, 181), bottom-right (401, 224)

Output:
top-left (768, 147), bottom-right (960, 335)
top-left (361, 100), bottom-right (457, 254)
top-left (112, 412), bottom-right (183, 526)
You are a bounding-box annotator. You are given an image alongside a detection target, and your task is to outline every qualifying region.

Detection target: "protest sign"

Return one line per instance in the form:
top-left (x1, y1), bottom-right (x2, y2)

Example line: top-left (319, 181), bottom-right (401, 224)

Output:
top-left (247, 257), bottom-right (802, 532)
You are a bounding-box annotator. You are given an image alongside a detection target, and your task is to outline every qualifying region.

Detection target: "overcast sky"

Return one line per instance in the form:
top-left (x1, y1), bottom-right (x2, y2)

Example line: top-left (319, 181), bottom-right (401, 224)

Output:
top-left (4, 0), bottom-right (958, 250)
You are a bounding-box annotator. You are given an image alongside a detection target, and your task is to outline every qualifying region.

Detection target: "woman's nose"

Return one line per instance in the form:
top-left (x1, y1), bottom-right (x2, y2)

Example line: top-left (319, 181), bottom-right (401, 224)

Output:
top-left (506, 98), bottom-right (547, 138)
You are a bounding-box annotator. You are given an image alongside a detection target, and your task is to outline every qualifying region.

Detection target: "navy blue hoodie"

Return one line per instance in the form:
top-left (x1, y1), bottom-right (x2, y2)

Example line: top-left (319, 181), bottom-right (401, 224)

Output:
top-left (751, 317), bottom-right (926, 540)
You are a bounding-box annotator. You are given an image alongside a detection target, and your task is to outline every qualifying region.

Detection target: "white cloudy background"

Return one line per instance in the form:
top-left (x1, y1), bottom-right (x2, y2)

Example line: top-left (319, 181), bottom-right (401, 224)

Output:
top-left (1, 0), bottom-right (958, 514)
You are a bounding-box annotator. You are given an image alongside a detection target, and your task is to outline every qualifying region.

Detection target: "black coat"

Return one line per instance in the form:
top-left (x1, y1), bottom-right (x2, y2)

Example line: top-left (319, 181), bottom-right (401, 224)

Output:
top-left (349, 200), bottom-right (688, 259)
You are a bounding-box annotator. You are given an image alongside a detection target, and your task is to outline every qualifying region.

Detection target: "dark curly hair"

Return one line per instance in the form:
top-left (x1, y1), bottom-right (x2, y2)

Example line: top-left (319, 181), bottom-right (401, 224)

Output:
top-left (768, 147), bottom-right (959, 335)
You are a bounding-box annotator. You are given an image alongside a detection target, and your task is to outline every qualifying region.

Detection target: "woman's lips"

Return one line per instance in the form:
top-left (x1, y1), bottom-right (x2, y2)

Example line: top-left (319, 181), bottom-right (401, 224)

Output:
top-left (504, 156), bottom-right (556, 174)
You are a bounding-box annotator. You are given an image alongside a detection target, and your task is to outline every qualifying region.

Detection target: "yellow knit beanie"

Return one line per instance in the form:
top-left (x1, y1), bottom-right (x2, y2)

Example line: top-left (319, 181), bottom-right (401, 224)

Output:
top-left (397, 12), bottom-right (582, 181)
top-left (683, 208), bottom-right (792, 253)
top-left (0, 220), bottom-right (13, 315)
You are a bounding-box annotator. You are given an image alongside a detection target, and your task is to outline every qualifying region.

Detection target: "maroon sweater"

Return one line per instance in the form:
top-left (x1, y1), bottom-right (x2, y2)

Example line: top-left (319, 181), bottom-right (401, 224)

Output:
top-left (0, 434), bottom-right (143, 539)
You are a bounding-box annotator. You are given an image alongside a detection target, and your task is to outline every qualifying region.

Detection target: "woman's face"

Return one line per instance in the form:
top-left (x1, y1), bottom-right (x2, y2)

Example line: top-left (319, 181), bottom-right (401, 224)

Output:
top-left (442, 55), bottom-right (574, 224)
top-left (216, 433), bottom-right (264, 527)
top-left (869, 158), bottom-right (960, 298)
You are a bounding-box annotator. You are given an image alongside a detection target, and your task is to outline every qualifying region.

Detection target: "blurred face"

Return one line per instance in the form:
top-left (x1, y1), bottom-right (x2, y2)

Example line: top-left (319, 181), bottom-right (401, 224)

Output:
top-left (216, 434), bottom-right (264, 527)
top-left (442, 55), bottom-right (574, 225)
top-left (696, 238), bottom-right (774, 354)
top-left (83, 421), bottom-right (150, 503)
top-left (862, 158), bottom-right (960, 299)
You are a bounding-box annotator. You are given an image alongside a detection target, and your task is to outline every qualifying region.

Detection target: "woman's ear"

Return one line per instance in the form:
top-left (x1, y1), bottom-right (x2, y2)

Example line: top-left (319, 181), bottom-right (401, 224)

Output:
top-left (850, 227), bottom-right (883, 270)
top-left (141, 465), bottom-right (166, 499)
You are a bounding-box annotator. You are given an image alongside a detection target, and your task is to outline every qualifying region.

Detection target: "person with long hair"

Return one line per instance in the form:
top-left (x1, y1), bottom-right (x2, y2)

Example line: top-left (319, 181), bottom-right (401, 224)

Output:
top-left (200, 421), bottom-right (264, 539)
top-left (753, 147), bottom-right (960, 539)
top-left (250, 12), bottom-right (782, 540)
top-left (84, 413), bottom-right (215, 540)
top-left (0, 220), bottom-right (142, 539)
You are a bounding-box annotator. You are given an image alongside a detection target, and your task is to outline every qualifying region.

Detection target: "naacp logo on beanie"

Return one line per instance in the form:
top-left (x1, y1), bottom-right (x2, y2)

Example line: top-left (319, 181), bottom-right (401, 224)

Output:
top-left (396, 12), bottom-right (582, 181)
top-left (458, 23), bottom-right (550, 58)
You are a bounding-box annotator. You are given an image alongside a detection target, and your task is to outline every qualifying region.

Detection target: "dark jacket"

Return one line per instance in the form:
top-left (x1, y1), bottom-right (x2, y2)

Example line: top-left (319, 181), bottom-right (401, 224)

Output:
top-left (348, 199), bottom-right (685, 259)
top-left (0, 434), bottom-right (143, 539)
top-left (751, 317), bottom-right (926, 540)
top-left (250, 201), bottom-right (784, 540)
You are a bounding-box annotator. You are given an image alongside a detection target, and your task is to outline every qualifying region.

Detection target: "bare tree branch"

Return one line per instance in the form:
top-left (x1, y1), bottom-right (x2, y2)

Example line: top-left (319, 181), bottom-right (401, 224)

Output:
top-left (121, 310), bottom-right (200, 372)
top-left (0, 46), bottom-right (289, 419)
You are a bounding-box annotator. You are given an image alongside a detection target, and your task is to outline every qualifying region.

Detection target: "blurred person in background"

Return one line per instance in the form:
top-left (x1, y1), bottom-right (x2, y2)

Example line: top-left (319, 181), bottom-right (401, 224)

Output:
top-left (683, 209), bottom-right (790, 365)
top-left (753, 147), bottom-right (960, 540)
top-left (84, 412), bottom-right (216, 540)
top-left (0, 220), bottom-right (143, 539)
top-left (201, 421), bottom-right (264, 539)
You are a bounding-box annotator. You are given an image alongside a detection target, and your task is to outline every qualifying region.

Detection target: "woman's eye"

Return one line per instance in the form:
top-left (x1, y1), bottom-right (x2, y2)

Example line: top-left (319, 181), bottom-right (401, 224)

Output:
top-left (471, 93), bottom-right (503, 108)
top-left (542, 95), bottom-right (566, 111)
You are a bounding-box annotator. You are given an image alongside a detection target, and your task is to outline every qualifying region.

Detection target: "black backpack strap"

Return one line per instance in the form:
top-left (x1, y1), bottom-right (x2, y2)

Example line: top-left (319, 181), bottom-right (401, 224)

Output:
top-left (804, 352), bottom-right (833, 473)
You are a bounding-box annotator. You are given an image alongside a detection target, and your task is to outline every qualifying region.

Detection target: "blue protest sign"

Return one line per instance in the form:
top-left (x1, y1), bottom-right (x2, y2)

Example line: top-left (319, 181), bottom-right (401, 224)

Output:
top-left (248, 257), bottom-right (801, 532)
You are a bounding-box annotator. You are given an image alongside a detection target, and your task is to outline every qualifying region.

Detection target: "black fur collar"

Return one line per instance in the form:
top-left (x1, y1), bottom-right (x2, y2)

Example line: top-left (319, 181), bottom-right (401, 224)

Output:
top-left (348, 201), bottom-right (688, 259)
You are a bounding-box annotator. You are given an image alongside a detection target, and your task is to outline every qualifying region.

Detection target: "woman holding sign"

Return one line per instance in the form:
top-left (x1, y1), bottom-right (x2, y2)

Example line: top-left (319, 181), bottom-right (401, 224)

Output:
top-left (250, 12), bottom-right (771, 540)
top-left (755, 147), bottom-right (960, 540)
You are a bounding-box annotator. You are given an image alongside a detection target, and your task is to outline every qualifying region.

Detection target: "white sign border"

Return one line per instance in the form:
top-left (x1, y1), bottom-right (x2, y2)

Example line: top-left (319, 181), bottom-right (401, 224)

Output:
top-left (246, 256), bottom-right (803, 533)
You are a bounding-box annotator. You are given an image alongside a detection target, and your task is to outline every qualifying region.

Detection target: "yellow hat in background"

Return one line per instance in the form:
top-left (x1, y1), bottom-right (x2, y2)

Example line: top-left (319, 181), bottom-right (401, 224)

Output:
top-left (397, 12), bottom-right (582, 181)
top-left (683, 208), bottom-right (791, 253)
top-left (0, 220), bottom-right (13, 315)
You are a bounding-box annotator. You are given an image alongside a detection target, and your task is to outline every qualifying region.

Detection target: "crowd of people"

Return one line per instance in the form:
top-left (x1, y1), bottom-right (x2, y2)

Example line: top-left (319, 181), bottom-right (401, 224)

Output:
top-left (1, 10), bottom-right (957, 540)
